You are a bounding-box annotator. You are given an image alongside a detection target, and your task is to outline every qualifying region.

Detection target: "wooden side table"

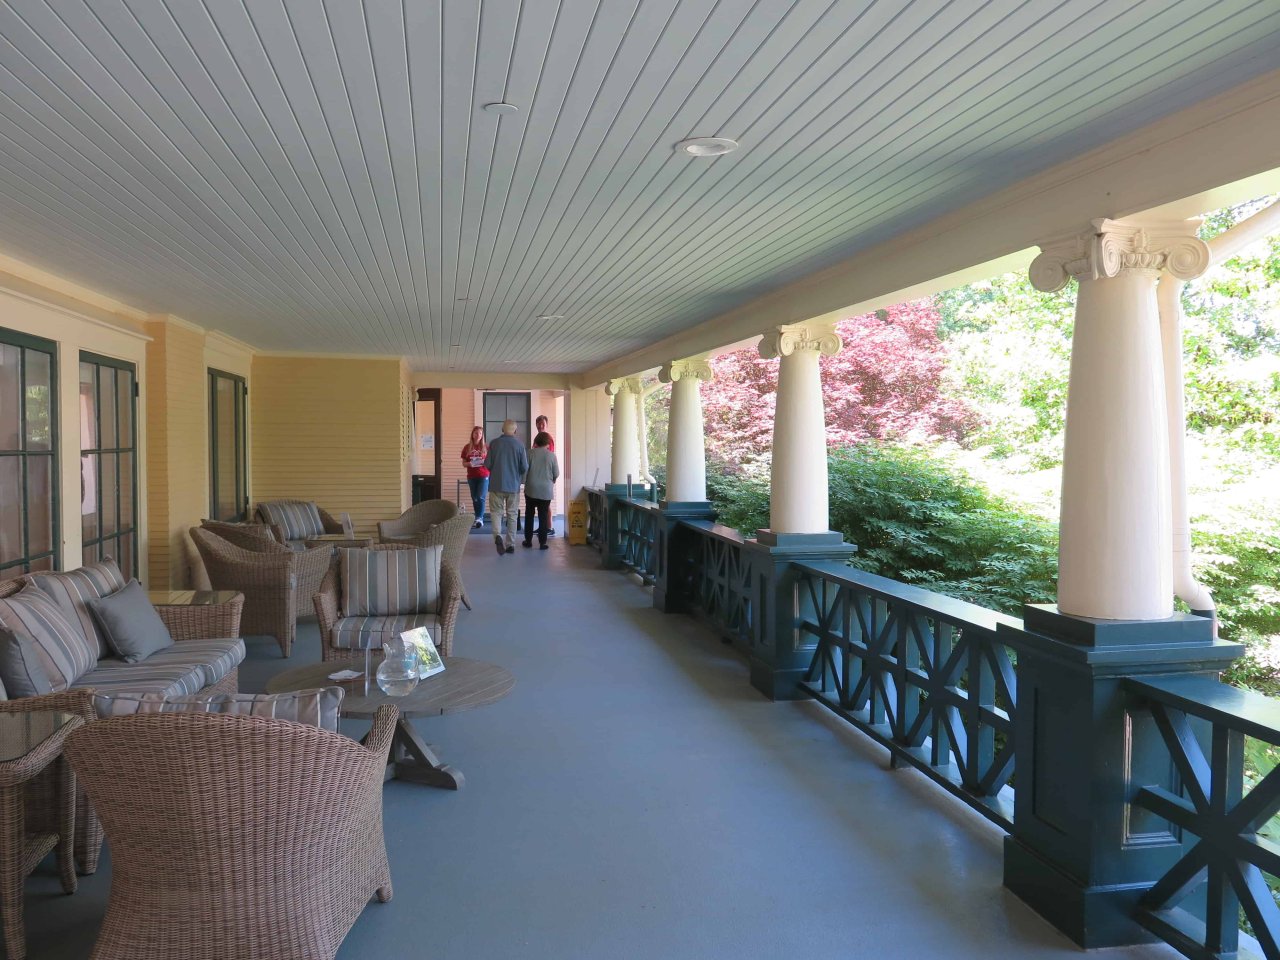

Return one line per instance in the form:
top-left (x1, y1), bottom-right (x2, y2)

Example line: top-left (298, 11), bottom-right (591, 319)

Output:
top-left (147, 590), bottom-right (244, 640)
top-left (0, 711), bottom-right (83, 960)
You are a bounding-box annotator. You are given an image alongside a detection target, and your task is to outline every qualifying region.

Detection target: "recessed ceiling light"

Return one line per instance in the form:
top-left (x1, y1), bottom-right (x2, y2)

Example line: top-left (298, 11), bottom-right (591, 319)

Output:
top-left (676, 137), bottom-right (738, 157)
top-left (450, 343), bottom-right (461, 348)
top-left (535, 315), bottom-right (565, 321)
top-left (456, 297), bottom-right (470, 302)
top-left (483, 102), bottom-right (519, 116)
top-left (502, 360), bottom-right (516, 364)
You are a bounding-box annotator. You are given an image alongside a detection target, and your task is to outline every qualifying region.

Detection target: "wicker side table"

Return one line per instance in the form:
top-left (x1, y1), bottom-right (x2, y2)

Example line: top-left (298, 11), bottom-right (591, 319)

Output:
top-left (148, 590), bottom-right (244, 640)
top-left (304, 534), bottom-right (376, 550)
top-left (0, 710), bottom-right (83, 960)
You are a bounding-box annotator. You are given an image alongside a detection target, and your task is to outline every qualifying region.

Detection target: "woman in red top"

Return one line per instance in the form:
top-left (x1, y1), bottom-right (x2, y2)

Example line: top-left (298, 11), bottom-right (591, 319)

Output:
top-left (462, 426), bottom-right (490, 528)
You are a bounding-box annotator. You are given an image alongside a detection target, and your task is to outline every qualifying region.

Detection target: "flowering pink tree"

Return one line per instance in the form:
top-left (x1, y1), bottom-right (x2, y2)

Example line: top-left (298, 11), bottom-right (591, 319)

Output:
top-left (702, 299), bottom-right (971, 467)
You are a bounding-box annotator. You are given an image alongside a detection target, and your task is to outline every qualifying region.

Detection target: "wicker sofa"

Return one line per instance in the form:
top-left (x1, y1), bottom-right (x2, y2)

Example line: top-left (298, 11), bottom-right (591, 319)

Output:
top-left (0, 561), bottom-right (245, 874)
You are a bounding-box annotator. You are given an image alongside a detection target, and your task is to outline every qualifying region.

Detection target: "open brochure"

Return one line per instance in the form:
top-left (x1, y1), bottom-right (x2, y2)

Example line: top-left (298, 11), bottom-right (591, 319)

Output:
top-left (400, 626), bottom-right (446, 679)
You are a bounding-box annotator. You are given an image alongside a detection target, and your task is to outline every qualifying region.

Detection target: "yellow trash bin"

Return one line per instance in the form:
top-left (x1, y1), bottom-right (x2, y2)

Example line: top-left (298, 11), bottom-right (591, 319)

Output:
top-left (567, 499), bottom-right (588, 545)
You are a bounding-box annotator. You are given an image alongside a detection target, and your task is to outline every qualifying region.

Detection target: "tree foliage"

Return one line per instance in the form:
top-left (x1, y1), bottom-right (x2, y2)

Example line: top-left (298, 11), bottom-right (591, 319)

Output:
top-left (699, 300), bottom-right (972, 469)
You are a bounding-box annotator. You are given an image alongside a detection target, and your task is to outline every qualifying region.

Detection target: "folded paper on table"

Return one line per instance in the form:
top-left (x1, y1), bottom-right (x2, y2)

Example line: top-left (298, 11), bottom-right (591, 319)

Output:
top-left (400, 626), bottom-right (446, 679)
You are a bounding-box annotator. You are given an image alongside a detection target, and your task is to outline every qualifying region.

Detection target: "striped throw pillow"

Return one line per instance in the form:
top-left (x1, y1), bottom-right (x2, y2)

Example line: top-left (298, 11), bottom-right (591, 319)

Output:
top-left (341, 546), bottom-right (442, 617)
top-left (96, 687), bottom-right (344, 732)
top-left (258, 501), bottom-right (325, 541)
top-left (28, 557), bottom-right (128, 658)
top-left (0, 585), bottom-right (99, 691)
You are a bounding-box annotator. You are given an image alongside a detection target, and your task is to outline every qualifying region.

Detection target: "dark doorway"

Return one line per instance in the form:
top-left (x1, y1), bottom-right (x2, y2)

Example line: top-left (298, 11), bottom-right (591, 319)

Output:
top-left (483, 392), bottom-right (531, 447)
top-left (413, 388), bottom-right (442, 503)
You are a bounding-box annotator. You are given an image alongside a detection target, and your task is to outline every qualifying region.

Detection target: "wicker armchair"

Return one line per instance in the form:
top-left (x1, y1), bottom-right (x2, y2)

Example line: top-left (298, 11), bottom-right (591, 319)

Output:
top-left (313, 543), bottom-right (462, 660)
top-left (199, 519), bottom-right (279, 549)
top-left (377, 499), bottom-right (459, 542)
top-left (255, 500), bottom-right (343, 546)
top-left (388, 513), bottom-right (474, 611)
top-left (190, 527), bottom-right (329, 657)
top-left (64, 706), bottom-right (398, 960)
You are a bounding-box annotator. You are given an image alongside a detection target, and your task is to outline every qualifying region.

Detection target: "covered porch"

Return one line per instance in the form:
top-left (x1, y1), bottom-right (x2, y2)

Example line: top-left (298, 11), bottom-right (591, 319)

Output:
top-left (20, 543), bottom-right (1180, 960)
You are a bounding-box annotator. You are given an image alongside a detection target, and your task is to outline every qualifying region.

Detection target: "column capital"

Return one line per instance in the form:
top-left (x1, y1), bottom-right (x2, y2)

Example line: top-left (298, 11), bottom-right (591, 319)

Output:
top-left (605, 376), bottom-right (643, 397)
top-left (1029, 218), bottom-right (1210, 292)
top-left (658, 357), bottom-right (714, 384)
top-left (758, 323), bottom-right (842, 360)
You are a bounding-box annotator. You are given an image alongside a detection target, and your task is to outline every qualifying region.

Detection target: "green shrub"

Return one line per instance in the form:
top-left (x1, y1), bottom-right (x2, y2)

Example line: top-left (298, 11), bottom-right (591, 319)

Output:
top-left (706, 442), bottom-right (1058, 615)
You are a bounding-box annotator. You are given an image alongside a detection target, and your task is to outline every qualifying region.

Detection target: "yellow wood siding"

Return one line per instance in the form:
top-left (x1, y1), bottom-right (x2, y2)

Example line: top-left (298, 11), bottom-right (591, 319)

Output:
top-left (251, 357), bottom-right (403, 538)
top-left (145, 321), bottom-right (208, 588)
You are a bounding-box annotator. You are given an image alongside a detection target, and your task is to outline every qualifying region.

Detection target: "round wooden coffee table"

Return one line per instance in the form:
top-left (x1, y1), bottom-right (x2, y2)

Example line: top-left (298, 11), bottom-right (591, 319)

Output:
top-left (265, 657), bottom-right (514, 790)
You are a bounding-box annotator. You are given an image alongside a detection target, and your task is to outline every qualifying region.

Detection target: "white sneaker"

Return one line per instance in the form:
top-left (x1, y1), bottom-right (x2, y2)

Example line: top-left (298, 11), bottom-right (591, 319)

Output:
top-left (473, 520), bottom-right (482, 529)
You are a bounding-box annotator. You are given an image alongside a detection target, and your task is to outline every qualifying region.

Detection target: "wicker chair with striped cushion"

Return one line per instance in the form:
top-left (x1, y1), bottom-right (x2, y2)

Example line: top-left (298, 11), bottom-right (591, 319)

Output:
top-left (255, 500), bottom-right (343, 550)
top-left (64, 706), bottom-right (398, 960)
top-left (314, 543), bottom-right (461, 661)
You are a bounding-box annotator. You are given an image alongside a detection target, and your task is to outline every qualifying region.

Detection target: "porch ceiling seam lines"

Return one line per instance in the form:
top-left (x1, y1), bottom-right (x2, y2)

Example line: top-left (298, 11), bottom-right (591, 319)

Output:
top-left (465, 0), bottom-right (652, 362)
top-left (78, 0), bottom-right (371, 340)
top-left (451, 0), bottom-right (524, 362)
top-left (226, 0), bottom-right (408, 353)
top-left (0, 91), bottom-right (325, 336)
top-left (457, 0), bottom-right (564, 370)
top-left (472, 0), bottom-right (730, 359)
top-left (328, 0), bottom-right (421, 353)
top-left (7, 0), bottom-right (344, 346)
top-left (535, 0), bottom-right (1094, 340)
top-left (506, 0), bottom-right (962, 351)
top-left (318, 0), bottom-right (421, 355)
top-left (285, 0), bottom-right (414, 352)
top-left (0, 0), bottom-right (1278, 369)
top-left (543, 0), bottom-right (1276, 353)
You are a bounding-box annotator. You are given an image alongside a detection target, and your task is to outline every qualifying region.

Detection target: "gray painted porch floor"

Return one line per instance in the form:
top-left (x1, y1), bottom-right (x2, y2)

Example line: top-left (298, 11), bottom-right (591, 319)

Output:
top-left (24, 539), bottom-right (1185, 960)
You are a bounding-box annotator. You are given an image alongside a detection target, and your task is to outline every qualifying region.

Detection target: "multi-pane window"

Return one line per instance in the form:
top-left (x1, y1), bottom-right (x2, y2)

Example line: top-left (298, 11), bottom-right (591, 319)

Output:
top-left (80, 353), bottom-right (138, 576)
top-left (209, 369), bottom-right (247, 522)
top-left (0, 328), bottom-right (58, 578)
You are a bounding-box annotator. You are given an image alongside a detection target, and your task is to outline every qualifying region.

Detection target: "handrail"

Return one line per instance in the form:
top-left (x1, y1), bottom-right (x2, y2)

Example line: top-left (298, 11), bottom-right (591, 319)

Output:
top-left (1127, 675), bottom-right (1280, 959)
top-left (795, 562), bottom-right (1021, 828)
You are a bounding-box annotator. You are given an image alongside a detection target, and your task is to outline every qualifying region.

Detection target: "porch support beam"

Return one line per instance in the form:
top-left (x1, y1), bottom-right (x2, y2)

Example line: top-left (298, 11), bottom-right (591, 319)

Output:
top-left (605, 377), bottom-right (644, 488)
top-left (757, 323), bottom-right (842, 541)
top-left (1030, 218), bottom-right (1209, 621)
top-left (653, 357), bottom-right (716, 613)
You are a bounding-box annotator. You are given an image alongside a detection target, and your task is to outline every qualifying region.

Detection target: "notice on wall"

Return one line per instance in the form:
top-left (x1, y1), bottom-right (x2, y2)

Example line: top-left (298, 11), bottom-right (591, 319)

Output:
top-left (419, 434), bottom-right (434, 451)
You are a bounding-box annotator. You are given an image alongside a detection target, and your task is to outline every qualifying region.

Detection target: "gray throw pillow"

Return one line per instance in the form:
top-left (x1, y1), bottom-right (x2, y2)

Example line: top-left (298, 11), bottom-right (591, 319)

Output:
top-left (0, 627), bottom-right (55, 697)
top-left (87, 580), bottom-right (174, 663)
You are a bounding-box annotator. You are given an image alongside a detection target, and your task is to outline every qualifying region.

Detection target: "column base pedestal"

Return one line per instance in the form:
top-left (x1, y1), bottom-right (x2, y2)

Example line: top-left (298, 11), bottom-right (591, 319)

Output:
top-left (743, 532), bottom-right (856, 700)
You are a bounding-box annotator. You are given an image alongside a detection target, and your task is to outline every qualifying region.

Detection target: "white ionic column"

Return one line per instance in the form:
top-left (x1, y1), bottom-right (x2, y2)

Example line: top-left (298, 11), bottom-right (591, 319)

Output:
top-left (1030, 218), bottom-right (1209, 620)
top-left (606, 377), bottom-right (643, 485)
top-left (759, 324), bottom-right (843, 534)
top-left (658, 357), bottom-right (713, 503)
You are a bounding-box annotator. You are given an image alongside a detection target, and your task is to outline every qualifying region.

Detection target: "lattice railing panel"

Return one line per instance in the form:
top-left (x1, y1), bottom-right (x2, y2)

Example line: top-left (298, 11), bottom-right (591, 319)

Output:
top-left (797, 563), bottom-right (1019, 827)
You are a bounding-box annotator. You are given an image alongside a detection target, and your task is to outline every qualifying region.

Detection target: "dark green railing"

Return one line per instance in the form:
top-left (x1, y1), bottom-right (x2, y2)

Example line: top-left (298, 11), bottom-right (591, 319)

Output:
top-left (795, 561), bottom-right (1020, 828)
top-left (584, 487), bottom-right (607, 552)
top-left (614, 497), bottom-right (659, 583)
top-left (677, 520), bottom-right (759, 650)
top-left (1127, 676), bottom-right (1280, 960)
top-left (584, 492), bottom-right (1278, 957)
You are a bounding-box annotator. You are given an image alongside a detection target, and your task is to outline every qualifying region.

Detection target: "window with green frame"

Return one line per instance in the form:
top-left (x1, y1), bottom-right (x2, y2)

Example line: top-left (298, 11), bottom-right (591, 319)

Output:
top-left (80, 353), bottom-right (138, 577)
top-left (209, 369), bottom-right (248, 522)
top-left (0, 328), bottom-right (59, 578)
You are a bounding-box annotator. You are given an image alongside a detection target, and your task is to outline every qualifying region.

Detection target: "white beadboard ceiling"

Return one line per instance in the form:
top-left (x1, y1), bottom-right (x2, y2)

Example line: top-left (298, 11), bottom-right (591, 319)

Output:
top-left (0, 0), bottom-right (1278, 372)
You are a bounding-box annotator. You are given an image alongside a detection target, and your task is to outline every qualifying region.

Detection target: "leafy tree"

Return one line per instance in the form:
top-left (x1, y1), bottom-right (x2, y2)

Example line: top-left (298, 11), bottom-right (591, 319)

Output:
top-left (700, 300), bottom-right (972, 468)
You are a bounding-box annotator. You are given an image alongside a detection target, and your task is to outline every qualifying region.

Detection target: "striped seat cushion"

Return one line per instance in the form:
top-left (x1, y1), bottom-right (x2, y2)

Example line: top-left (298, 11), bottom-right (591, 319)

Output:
top-left (341, 546), bottom-right (442, 617)
top-left (94, 687), bottom-right (343, 731)
top-left (259, 501), bottom-right (325, 541)
top-left (27, 558), bottom-right (127, 658)
top-left (330, 613), bottom-right (439, 650)
top-left (74, 655), bottom-right (209, 702)
top-left (0, 585), bottom-right (98, 691)
top-left (75, 671), bottom-right (195, 717)
top-left (131, 637), bottom-right (244, 688)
